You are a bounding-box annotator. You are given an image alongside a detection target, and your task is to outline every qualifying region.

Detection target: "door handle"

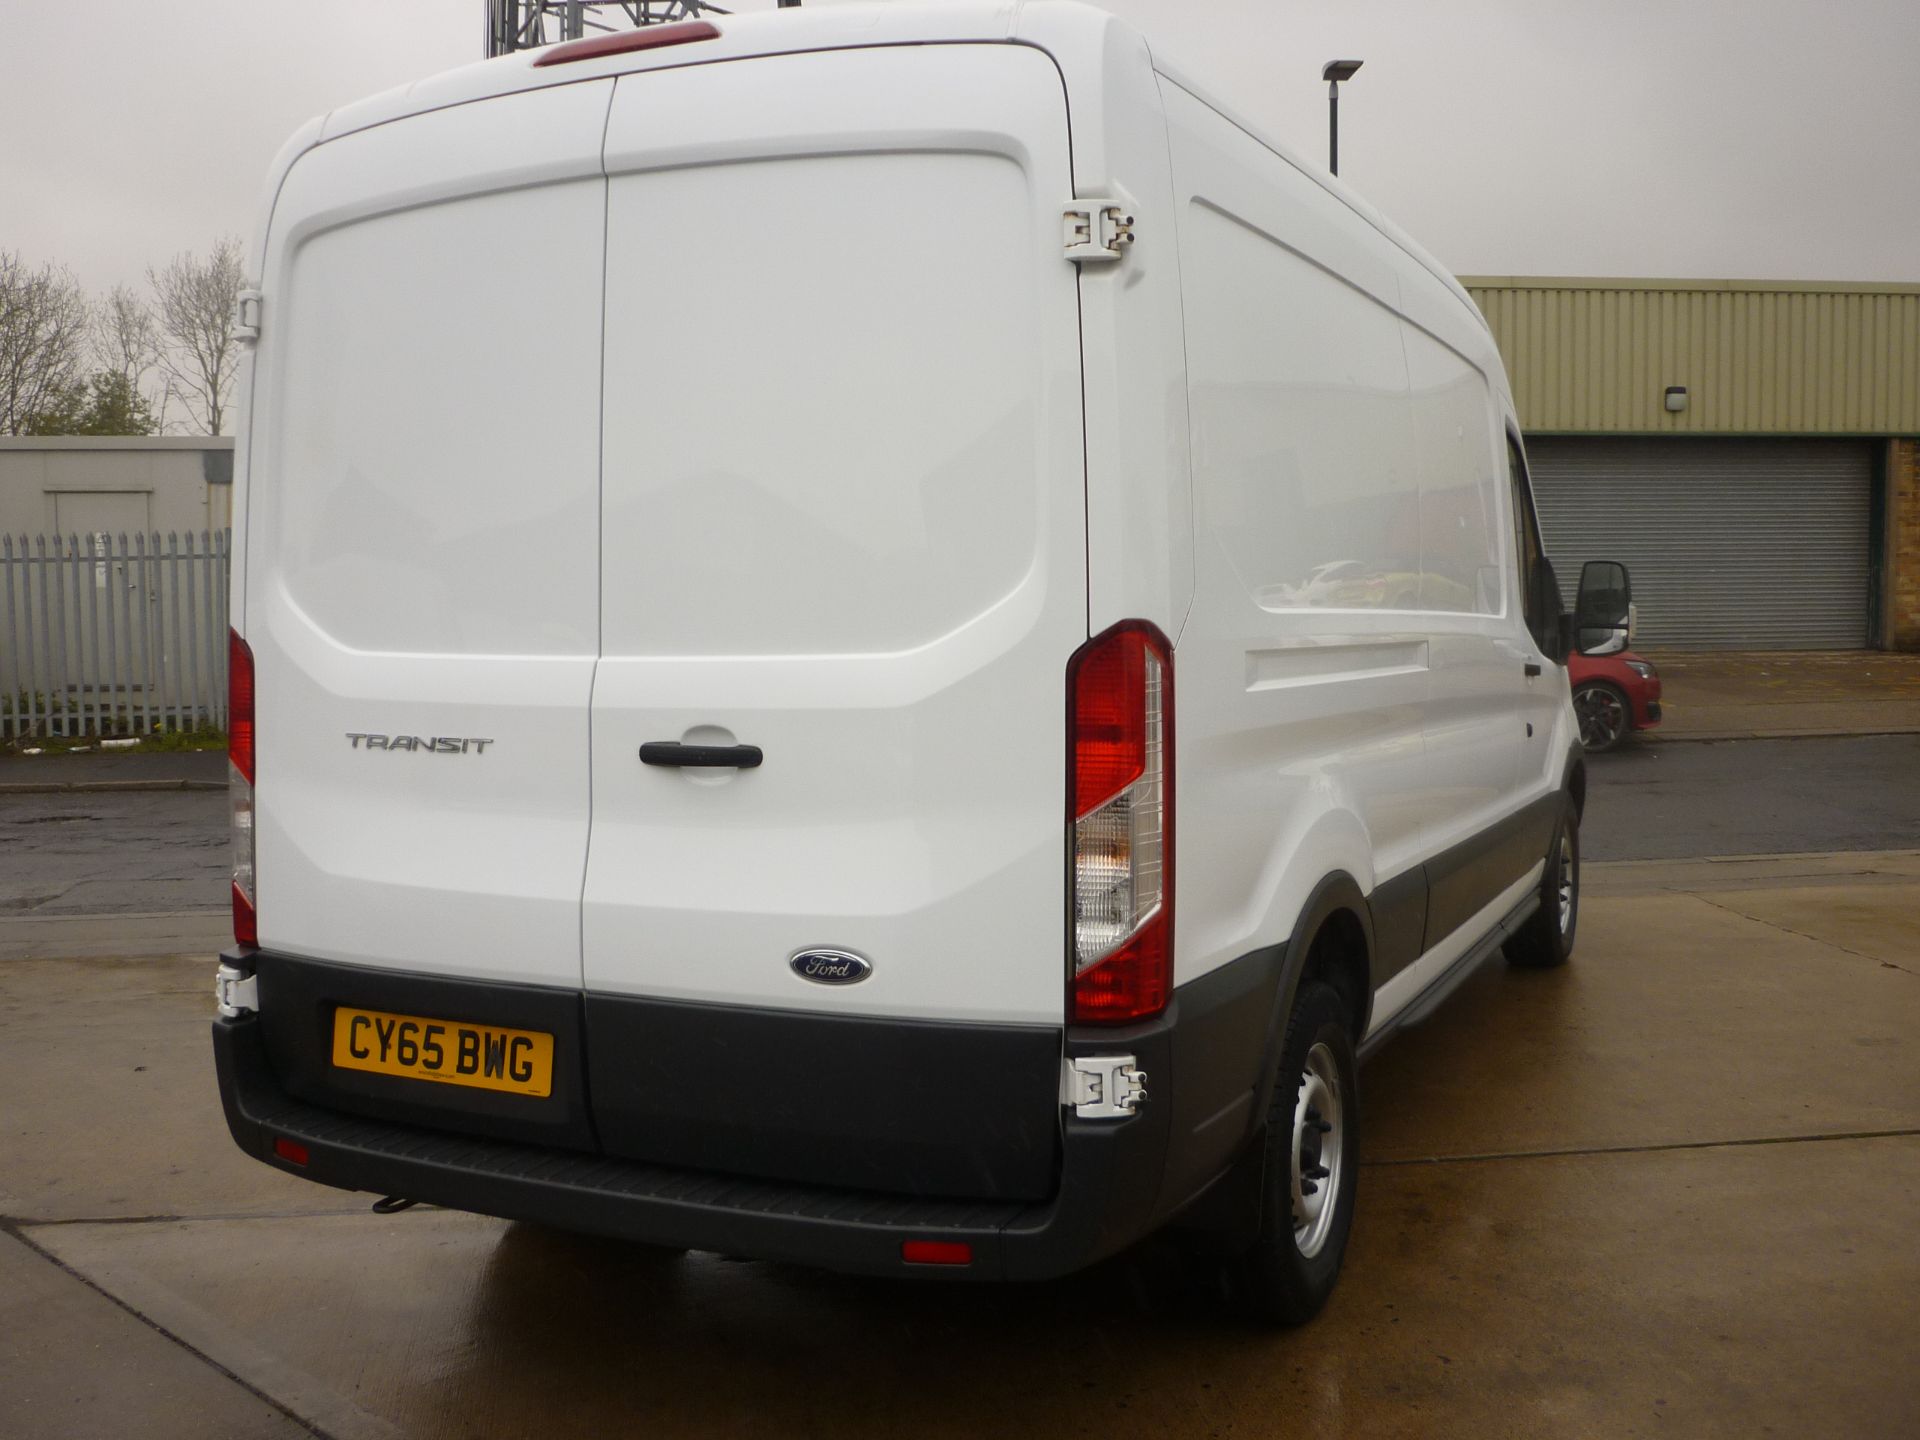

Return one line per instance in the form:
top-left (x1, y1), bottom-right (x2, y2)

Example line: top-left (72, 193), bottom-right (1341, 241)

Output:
top-left (639, 741), bottom-right (763, 769)
top-left (1523, 662), bottom-right (1542, 677)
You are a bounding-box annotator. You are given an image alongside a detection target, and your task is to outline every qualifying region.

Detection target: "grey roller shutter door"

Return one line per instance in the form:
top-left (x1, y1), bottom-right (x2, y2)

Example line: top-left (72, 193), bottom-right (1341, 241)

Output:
top-left (1526, 437), bottom-right (1872, 650)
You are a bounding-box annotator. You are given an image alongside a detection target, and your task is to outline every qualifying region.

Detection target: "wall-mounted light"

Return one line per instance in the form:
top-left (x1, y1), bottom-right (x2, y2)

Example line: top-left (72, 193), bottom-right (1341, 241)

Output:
top-left (1664, 386), bottom-right (1688, 413)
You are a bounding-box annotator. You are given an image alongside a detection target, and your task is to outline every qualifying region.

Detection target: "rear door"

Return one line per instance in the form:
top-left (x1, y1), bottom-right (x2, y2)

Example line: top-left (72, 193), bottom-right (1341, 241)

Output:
top-left (247, 82), bottom-right (612, 986)
top-left (582, 45), bottom-right (1086, 1028)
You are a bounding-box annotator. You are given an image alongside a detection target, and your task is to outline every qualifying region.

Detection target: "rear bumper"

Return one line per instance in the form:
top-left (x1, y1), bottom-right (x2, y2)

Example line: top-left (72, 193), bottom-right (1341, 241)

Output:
top-left (212, 974), bottom-right (1181, 1282)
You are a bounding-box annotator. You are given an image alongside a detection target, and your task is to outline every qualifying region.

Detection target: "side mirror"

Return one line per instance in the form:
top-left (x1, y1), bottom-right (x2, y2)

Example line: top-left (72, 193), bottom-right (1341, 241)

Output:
top-left (1575, 560), bottom-right (1632, 656)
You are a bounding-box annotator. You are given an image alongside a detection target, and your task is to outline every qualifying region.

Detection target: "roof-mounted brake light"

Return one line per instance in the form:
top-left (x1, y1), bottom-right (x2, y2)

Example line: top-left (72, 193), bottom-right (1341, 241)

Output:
top-left (531, 20), bottom-right (719, 67)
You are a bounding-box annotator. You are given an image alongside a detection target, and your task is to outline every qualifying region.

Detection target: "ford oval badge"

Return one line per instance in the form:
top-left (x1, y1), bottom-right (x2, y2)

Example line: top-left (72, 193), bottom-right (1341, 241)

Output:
top-left (790, 949), bottom-right (872, 985)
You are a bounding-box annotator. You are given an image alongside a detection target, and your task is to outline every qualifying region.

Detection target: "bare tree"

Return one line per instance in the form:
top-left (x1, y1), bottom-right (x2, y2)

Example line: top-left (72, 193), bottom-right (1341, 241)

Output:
top-left (92, 284), bottom-right (161, 399)
top-left (150, 237), bottom-right (244, 434)
top-left (0, 250), bottom-right (89, 434)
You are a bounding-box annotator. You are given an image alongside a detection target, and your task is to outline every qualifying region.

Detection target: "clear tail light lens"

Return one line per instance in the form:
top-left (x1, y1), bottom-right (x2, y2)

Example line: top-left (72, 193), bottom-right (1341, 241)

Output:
top-left (1069, 623), bottom-right (1171, 1023)
top-left (229, 629), bottom-right (257, 947)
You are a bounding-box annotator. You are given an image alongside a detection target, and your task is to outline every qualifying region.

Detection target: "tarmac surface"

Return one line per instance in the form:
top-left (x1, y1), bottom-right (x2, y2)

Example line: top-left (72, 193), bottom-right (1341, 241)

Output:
top-left (3, 669), bottom-right (1919, 1437)
top-left (4, 736), bottom-right (1916, 943)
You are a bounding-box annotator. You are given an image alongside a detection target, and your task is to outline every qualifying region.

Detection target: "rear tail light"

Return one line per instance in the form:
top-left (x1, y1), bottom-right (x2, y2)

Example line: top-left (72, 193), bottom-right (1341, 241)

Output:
top-left (229, 629), bottom-right (257, 947)
top-left (901, 1240), bottom-right (972, 1266)
top-left (1068, 623), bottom-right (1172, 1024)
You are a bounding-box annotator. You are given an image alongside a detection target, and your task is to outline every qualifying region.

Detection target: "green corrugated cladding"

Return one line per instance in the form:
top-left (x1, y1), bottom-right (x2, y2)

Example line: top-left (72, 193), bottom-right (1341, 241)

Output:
top-left (1458, 277), bottom-right (1920, 436)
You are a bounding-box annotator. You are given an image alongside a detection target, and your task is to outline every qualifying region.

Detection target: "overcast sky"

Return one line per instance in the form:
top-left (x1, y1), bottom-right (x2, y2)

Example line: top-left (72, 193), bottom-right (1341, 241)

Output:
top-left (5, 0), bottom-right (1917, 296)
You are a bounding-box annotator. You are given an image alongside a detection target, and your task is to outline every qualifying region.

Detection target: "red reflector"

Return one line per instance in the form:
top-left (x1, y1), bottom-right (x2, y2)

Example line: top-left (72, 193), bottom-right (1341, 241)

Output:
top-left (1072, 909), bottom-right (1170, 1023)
top-left (232, 881), bottom-right (258, 949)
top-left (901, 1240), bottom-right (972, 1266)
top-left (228, 629), bottom-right (255, 786)
top-left (273, 1137), bottom-right (309, 1167)
top-left (1071, 626), bottom-right (1158, 817)
top-left (531, 20), bottom-right (719, 67)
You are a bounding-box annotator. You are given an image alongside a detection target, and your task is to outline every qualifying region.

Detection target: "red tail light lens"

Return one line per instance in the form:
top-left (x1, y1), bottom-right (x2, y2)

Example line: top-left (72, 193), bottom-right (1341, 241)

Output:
top-left (1073, 911), bottom-right (1169, 1023)
top-left (232, 880), bottom-right (257, 949)
top-left (901, 1240), bottom-right (972, 1266)
top-left (228, 629), bottom-right (254, 785)
top-left (229, 629), bottom-right (257, 947)
top-left (531, 19), bottom-right (719, 67)
top-left (1073, 631), bottom-right (1148, 817)
top-left (272, 1137), bottom-right (309, 1167)
top-left (1068, 623), bottom-right (1172, 1024)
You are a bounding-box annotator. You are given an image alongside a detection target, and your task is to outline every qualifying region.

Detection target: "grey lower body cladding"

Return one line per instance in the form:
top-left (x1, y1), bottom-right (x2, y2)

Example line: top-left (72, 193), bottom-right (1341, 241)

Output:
top-left (212, 947), bottom-right (1182, 1280)
top-left (245, 950), bottom-right (1062, 1202)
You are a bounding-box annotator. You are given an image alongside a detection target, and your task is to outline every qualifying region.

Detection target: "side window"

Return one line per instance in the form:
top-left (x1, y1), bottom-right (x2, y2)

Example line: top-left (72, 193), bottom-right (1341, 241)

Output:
top-left (1506, 437), bottom-right (1549, 650)
top-left (1403, 324), bottom-right (1503, 615)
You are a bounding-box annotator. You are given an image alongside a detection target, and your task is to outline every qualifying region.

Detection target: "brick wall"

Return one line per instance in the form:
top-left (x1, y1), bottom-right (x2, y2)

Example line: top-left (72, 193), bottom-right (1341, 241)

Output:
top-left (1891, 438), bottom-right (1920, 651)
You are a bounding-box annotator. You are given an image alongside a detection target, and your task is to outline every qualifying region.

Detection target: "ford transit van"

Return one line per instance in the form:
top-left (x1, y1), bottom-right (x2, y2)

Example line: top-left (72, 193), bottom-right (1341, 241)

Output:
top-left (213, 1), bottom-right (1631, 1322)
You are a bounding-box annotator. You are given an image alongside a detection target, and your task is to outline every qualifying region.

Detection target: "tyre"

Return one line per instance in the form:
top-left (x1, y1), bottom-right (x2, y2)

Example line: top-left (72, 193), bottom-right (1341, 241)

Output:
top-left (1504, 796), bottom-right (1579, 969)
top-left (1572, 679), bottom-right (1632, 753)
top-left (1231, 980), bottom-right (1360, 1324)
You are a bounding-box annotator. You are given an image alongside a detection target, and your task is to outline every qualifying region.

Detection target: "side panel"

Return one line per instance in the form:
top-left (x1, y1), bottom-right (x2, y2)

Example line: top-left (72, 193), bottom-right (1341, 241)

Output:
top-left (1028, 16), bottom-right (1196, 640)
top-left (1160, 78), bottom-right (1430, 991)
top-left (245, 82), bottom-right (613, 985)
top-left (583, 45), bottom-right (1087, 1027)
top-left (1400, 319), bottom-right (1539, 947)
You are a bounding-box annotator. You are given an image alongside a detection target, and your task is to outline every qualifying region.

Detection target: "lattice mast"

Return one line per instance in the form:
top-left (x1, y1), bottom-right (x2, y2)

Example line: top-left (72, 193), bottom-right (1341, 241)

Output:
top-left (485, 1), bottom-right (738, 58)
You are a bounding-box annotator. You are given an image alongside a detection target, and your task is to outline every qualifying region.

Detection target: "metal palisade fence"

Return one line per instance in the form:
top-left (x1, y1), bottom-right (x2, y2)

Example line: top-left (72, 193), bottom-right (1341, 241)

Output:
top-left (2, 530), bottom-right (231, 741)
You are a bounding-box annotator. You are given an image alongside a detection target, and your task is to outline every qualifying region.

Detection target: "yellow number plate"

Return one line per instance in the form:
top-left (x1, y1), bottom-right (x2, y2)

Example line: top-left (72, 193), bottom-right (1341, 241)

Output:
top-left (330, 1006), bottom-right (553, 1098)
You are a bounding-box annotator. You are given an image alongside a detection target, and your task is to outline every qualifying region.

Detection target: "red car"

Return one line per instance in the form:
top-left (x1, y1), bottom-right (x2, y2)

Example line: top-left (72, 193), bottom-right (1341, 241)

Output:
top-left (1567, 649), bottom-right (1662, 752)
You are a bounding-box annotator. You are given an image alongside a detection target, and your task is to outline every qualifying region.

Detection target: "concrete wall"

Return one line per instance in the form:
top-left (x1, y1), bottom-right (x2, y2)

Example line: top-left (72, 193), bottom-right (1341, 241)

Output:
top-left (1889, 438), bottom-right (1920, 652)
top-left (0, 437), bottom-right (233, 539)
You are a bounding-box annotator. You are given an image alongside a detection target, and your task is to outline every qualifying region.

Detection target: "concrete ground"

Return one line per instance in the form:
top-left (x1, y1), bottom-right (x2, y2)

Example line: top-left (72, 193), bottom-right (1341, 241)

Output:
top-left (2, 851), bottom-right (1916, 1438)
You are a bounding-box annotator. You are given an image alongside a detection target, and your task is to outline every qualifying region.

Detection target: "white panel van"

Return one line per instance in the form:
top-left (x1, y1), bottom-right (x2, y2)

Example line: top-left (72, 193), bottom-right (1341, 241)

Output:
top-left (213, 2), bottom-right (1632, 1321)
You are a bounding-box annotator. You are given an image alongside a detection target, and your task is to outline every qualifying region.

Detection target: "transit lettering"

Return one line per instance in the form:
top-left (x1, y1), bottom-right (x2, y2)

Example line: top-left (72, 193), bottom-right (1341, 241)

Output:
top-left (345, 733), bottom-right (493, 753)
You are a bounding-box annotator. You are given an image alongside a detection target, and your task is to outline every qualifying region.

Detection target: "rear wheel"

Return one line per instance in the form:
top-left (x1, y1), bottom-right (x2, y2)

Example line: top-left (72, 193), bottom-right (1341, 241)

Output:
top-left (1504, 797), bottom-right (1579, 969)
top-left (1230, 981), bottom-right (1359, 1324)
top-left (1572, 679), bottom-right (1632, 752)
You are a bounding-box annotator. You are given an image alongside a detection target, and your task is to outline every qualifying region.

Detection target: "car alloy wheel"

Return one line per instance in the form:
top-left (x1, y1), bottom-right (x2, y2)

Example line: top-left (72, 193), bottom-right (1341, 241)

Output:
top-left (1573, 682), bottom-right (1629, 752)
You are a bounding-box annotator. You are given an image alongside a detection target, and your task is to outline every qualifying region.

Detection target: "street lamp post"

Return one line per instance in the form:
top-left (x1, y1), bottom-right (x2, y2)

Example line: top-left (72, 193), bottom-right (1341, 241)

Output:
top-left (1321, 59), bottom-right (1363, 176)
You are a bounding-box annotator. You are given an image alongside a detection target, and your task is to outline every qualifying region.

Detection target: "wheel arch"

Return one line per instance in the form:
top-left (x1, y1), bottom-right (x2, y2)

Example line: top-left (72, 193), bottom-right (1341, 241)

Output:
top-left (1248, 871), bottom-right (1375, 1139)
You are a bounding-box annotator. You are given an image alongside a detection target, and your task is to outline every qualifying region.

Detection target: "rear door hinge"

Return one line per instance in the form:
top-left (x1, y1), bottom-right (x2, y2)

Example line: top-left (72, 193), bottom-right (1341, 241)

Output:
top-left (1063, 1054), bottom-right (1148, 1118)
top-left (1063, 201), bottom-right (1136, 263)
top-left (232, 289), bottom-right (263, 343)
top-left (215, 961), bottom-right (258, 1017)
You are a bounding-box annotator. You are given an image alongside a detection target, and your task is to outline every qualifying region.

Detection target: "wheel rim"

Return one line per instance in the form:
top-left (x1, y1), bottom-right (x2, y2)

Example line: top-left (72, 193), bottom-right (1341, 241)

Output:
top-left (1291, 1042), bottom-right (1345, 1259)
top-left (1575, 685), bottom-right (1627, 749)
top-left (1556, 829), bottom-right (1576, 934)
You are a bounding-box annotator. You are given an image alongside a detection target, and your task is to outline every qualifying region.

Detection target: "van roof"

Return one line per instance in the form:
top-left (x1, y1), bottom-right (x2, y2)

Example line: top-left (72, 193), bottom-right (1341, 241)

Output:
top-left (294, 0), bottom-right (1489, 365)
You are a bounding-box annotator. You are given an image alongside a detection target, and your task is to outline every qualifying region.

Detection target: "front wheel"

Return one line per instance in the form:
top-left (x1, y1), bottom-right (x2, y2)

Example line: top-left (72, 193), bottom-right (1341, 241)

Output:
top-left (1229, 981), bottom-right (1360, 1324)
top-left (1504, 797), bottom-right (1579, 969)
top-left (1572, 680), bottom-right (1632, 752)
